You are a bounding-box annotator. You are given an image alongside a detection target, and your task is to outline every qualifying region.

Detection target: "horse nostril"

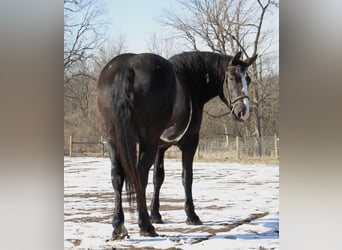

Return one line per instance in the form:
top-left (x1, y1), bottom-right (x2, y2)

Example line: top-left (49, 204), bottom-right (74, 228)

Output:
top-left (238, 111), bottom-right (244, 118)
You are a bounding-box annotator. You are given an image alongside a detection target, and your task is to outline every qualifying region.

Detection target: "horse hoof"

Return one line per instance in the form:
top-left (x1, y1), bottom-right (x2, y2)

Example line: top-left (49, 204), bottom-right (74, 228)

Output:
top-left (186, 218), bottom-right (203, 225)
top-left (111, 225), bottom-right (129, 240)
top-left (150, 215), bottom-right (163, 224)
top-left (140, 228), bottom-right (159, 237)
top-left (111, 232), bottom-right (129, 241)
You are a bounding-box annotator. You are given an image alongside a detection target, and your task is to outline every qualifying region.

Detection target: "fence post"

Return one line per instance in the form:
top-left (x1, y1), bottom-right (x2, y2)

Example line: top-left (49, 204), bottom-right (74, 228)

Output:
top-left (69, 135), bottom-right (73, 157)
top-left (236, 136), bottom-right (239, 159)
top-left (100, 136), bottom-right (104, 157)
top-left (223, 124), bottom-right (229, 147)
top-left (274, 134), bottom-right (278, 158)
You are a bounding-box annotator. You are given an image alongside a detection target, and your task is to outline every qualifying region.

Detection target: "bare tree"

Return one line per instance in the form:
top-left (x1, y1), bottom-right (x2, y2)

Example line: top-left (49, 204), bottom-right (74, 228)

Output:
top-left (64, 0), bottom-right (106, 82)
top-left (162, 0), bottom-right (277, 56)
top-left (161, 0), bottom-right (279, 146)
top-left (64, 0), bottom-right (108, 145)
top-left (146, 33), bottom-right (181, 58)
top-left (94, 36), bottom-right (127, 69)
top-left (64, 40), bottom-right (128, 147)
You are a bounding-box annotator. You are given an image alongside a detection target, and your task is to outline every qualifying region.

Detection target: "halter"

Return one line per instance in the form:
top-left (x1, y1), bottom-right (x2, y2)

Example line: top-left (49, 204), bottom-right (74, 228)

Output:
top-left (224, 66), bottom-right (249, 111)
top-left (208, 66), bottom-right (249, 118)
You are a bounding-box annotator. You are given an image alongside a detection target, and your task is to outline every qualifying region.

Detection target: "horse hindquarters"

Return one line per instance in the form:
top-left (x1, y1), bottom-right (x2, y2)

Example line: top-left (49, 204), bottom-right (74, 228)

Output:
top-left (98, 53), bottom-right (176, 238)
top-left (103, 68), bottom-right (139, 239)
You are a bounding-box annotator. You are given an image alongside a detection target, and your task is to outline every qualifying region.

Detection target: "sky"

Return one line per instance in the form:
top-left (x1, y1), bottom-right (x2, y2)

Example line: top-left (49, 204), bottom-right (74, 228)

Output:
top-left (105, 0), bottom-right (183, 53)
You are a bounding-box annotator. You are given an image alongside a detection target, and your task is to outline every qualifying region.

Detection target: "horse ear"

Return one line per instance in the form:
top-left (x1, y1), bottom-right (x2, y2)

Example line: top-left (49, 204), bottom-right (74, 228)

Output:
top-left (231, 51), bottom-right (243, 65)
top-left (244, 54), bottom-right (258, 67)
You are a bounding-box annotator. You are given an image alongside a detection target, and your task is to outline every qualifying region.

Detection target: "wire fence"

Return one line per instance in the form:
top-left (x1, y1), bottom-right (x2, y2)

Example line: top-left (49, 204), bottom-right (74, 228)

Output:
top-left (197, 135), bottom-right (279, 160)
top-left (65, 135), bottom-right (279, 160)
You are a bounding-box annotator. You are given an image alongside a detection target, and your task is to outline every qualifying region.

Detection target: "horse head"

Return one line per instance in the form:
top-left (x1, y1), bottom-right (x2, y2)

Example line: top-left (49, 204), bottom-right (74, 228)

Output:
top-left (222, 51), bottom-right (257, 122)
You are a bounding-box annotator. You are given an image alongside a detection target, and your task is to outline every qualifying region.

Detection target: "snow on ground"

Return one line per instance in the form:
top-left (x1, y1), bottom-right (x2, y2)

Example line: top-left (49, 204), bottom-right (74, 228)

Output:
top-left (64, 157), bottom-right (279, 249)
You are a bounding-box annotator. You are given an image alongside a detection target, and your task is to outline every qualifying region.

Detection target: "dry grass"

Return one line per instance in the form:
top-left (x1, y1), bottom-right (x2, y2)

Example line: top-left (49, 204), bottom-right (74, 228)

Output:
top-left (163, 146), bottom-right (279, 164)
top-left (67, 148), bottom-right (279, 165)
top-left (164, 148), bottom-right (279, 164)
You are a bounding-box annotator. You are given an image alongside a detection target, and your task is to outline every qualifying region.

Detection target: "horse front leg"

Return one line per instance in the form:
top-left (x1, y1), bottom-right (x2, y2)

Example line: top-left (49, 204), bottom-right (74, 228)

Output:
top-left (108, 142), bottom-right (128, 240)
top-left (150, 147), bottom-right (167, 224)
top-left (180, 136), bottom-right (202, 225)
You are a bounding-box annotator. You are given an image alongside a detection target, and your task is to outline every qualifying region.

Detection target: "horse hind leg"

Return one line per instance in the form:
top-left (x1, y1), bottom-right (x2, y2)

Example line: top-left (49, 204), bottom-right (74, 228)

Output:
top-left (136, 142), bottom-right (159, 237)
top-left (150, 147), bottom-right (167, 224)
top-left (108, 141), bottom-right (129, 240)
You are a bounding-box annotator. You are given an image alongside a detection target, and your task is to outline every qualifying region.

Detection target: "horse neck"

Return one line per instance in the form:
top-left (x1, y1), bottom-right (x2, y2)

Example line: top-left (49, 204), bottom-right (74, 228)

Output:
top-left (171, 52), bottom-right (229, 105)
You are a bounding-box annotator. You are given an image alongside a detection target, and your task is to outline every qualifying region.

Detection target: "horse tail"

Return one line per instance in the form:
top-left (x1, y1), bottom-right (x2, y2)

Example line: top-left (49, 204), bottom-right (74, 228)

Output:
top-left (112, 67), bottom-right (141, 205)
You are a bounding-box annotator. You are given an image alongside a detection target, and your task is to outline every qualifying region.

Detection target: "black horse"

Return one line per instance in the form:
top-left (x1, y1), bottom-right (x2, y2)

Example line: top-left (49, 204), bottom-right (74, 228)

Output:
top-left (96, 51), bottom-right (257, 240)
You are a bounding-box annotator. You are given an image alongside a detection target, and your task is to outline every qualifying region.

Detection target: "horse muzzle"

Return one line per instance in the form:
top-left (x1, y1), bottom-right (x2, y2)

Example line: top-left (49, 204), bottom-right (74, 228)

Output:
top-left (232, 100), bottom-right (250, 122)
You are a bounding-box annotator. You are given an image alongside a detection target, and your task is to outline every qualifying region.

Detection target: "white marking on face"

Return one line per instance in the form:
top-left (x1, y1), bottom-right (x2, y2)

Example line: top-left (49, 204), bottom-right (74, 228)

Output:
top-left (241, 71), bottom-right (250, 120)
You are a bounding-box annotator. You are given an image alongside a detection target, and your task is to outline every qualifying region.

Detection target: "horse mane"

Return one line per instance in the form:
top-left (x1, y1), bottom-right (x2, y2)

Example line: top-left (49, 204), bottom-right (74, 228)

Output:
top-left (169, 51), bottom-right (231, 71)
top-left (169, 51), bottom-right (232, 103)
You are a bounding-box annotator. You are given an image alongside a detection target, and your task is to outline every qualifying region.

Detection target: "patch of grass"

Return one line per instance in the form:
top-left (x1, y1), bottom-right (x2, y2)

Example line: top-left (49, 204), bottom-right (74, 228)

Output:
top-left (165, 155), bottom-right (279, 165)
top-left (234, 157), bottom-right (279, 165)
